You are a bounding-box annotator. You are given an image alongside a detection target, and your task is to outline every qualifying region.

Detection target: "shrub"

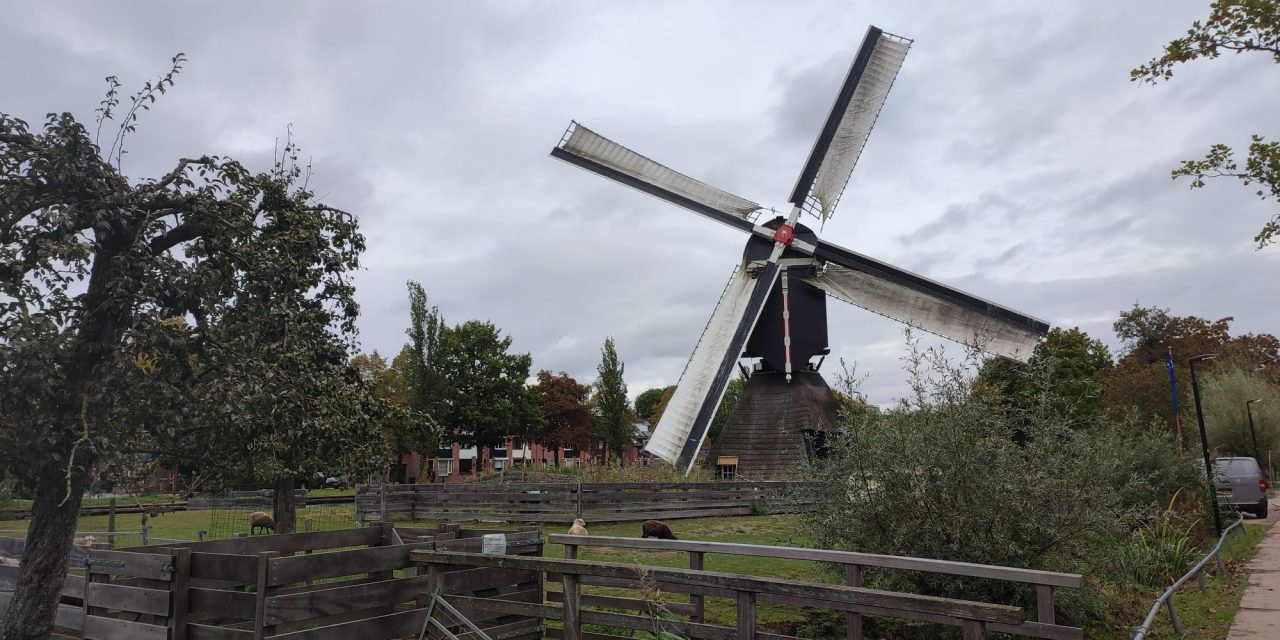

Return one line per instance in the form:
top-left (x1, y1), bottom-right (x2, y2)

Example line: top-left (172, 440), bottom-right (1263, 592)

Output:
top-left (1201, 362), bottom-right (1280, 459)
top-left (801, 341), bottom-right (1204, 628)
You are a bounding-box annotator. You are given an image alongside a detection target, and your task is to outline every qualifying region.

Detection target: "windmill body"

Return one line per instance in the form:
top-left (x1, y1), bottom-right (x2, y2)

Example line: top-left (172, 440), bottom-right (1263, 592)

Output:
top-left (550, 26), bottom-right (1050, 476)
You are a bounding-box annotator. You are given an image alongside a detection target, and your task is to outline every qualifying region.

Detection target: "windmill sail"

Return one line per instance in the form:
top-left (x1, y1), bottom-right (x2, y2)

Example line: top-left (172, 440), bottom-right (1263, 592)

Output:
top-left (646, 263), bottom-right (780, 470)
top-left (789, 27), bottom-right (911, 220)
top-left (551, 123), bottom-right (761, 232)
top-left (804, 242), bottom-right (1048, 360)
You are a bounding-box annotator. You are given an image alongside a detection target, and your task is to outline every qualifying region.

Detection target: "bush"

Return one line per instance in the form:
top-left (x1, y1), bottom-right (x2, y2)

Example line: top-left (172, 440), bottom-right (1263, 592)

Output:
top-left (801, 342), bottom-right (1204, 629)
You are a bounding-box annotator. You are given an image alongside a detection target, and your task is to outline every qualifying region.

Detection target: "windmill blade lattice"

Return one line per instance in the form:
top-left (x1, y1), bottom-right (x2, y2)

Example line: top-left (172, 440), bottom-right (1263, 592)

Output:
top-left (790, 27), bottom-right (912, 220)
top-left (551, 123), bottom-right (762, 232)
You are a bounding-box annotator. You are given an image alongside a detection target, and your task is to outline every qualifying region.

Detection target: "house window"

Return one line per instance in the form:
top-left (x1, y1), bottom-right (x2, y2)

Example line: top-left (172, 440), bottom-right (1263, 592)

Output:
top-left (716, 456), bottom-right (738, 480)
top-left (437, 459), bottom-right (453, 477)
top-left (494, 459), bottom-right (505, 470)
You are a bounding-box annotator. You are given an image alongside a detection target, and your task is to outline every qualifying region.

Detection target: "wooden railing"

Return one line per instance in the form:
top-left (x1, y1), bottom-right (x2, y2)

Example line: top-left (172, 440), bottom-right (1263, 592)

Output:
top-left (356, 481), bottom-right (813, 524)
top-left (413, 550), bottom-right (1027, 640)
top-left (548, 535), bottom-right (1084, 640)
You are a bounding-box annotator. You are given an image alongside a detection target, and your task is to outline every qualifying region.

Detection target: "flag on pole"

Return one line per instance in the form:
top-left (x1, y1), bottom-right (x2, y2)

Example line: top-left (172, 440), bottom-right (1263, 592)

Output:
top-left (1167, 346), bottom-right (1183, 448)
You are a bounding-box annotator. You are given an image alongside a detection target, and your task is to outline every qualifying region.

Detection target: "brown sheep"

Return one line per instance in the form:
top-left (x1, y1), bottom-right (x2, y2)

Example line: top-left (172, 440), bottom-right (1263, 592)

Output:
top-left (567, 518), bottom-right (588, 536)
top-left (249, 511), bottom-right (275, 535)
top-left (641, 520), bottom-right (676, 540)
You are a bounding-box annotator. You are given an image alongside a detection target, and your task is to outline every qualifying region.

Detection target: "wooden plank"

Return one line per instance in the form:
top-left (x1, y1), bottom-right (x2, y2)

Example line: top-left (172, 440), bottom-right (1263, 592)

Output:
top-left (85, 581), bottom-right (170, 616)
top-left (0, 566), bottom-right (83, 598)
top-left (414, 551), bottom-right (1024, 625)
top-left (737, 591), bottom-right (755, 640)
top-left (1037, 584), bottom-right (1055, 624)
top-left (267, 542), bottom-right (433, 586)
top-left (170, 547), bottom-right (192, 640)
top-left (263, 575), bottom-right (429, 624)
top-left (190, 552), bottom-right (259, 584)
top-left (253, 551), bottom-right (278, 640)
top-left (86, 549), bottom-right (172, 581)
top-left (264, 607), bottom-right (425, 640)
top-left (82, 614), bottom-right (168, 640)
top-left (579, 609), bottom-right (802, 640)
top-left (0, 591), bottom-right (84, 632)
top-left (177, 528), bottom-right (382, 556)
top-left (187, 625), bottom-right (254, 640)
top-left (846, 563), bottom-right (862, 640)
top-left (545, 590), bottom-right (697, 616)
top-left (444, 594), bottom-right (563, 620)
top-left (442, 566), bottom-right (537, 593)
top-left (189, 587), bottom-right (256, 618)
top-left (547, 535), bottom-right (1085, 589)
top-left (562, 573), bottom-right (581, 640)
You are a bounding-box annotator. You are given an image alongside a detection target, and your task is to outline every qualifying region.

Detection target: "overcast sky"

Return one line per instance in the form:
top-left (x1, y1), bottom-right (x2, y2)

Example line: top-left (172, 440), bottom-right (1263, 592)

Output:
top-left (4, 1), bottom-right (1277, 404)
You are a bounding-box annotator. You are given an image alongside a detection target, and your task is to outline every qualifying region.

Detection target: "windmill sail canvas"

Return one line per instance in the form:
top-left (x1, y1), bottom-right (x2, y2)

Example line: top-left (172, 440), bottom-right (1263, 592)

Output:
top-left (551, 26), bottom-right (1050, 476)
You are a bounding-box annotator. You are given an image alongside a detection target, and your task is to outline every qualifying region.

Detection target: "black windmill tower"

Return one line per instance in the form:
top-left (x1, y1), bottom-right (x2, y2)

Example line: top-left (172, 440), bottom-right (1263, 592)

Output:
top-left (550, 27), bottom-right (1050, 477)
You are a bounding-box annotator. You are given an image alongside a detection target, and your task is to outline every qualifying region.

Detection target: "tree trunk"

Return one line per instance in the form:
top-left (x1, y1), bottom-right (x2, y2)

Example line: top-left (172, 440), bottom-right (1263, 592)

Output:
top-left (273, 477), bottom-right (297, 534)
top-left (0, 470), bottom-right (89, 640)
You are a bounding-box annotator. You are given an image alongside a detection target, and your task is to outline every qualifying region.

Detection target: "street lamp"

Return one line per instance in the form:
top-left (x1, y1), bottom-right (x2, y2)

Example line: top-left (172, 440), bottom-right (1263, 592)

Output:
top-left (1247, 398), bottom-right (1264, 468)
top-left (1189, 353), bottom-right (1221, 536)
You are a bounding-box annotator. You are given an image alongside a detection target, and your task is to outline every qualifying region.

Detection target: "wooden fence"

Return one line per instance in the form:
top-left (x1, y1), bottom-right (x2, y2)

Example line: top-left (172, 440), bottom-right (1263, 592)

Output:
top-left (0, 524), bottom-right (542, 640)
top-left (547, 535), bottom-right (1085, 640)
top-left (356, 481), bottom-right (813, 524)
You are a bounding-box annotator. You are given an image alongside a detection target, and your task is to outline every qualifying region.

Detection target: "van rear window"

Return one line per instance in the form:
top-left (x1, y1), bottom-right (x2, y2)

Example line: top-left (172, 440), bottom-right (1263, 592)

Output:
top-left (1214, 458), bottom-right (1259, 476)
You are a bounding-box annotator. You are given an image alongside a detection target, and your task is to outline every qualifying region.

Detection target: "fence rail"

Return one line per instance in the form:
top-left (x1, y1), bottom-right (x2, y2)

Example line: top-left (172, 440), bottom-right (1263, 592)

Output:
top-left (1131, 514), bottom-right (1247, 640)
top-left (549, 534), bottom-right (1084, 640)
top-left (356, 481), bottom-right (813, 524)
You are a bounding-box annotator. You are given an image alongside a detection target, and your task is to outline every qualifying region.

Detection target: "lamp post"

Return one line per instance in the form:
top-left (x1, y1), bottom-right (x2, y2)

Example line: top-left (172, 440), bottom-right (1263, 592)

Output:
top-left (1247, 398), bottom-right (1264, 467)
top-left (1189, 353), bottom-right (1221, 536)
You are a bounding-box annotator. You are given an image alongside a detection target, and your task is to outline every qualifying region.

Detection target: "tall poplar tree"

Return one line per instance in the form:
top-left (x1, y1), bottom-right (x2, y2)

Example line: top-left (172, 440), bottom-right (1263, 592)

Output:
top-left (592, 337), bottom-right (632, 460)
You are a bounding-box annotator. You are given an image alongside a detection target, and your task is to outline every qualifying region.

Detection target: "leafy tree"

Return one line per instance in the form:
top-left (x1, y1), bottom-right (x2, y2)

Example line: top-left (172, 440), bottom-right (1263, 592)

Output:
top-left (977, 327), bottom-right (1114, 425)
top-left (437, 320), bottom-right (538, 449)
top-left (592, 337), bottom-right (632, 459)
top-left (644, 385), bottom-right (677, 425)
top-left (633, 387), bottom-right (666, 427)
top-left (1133, 0), bottom-right (1280, 247)
top-left (1202, 362), bottom-right (1280, 458)
top-left (0, 59), bottom-right (363, 637)
top-left (1102, 305), bottom-right (1279, 438)
top-left (533, 370), bottom-right (592, 467)
top-left (169, 142), bottom-right (386, 534)
top-left (404, 281), bottom-right (447, 423)
top-left (353, 350), bottom-right (437, 479)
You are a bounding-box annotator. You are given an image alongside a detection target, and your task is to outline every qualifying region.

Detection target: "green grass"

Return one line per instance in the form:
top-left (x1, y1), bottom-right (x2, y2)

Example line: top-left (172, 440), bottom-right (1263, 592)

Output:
top-left (1095, 521), bottom-right (1271, 639)
top-left (0, 503), bottom-right (359, 545)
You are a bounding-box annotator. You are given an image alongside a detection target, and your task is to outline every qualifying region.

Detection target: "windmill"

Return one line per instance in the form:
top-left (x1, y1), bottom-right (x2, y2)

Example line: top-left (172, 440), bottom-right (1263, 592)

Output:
top-left (550, 26), bottom-right (1050, 476)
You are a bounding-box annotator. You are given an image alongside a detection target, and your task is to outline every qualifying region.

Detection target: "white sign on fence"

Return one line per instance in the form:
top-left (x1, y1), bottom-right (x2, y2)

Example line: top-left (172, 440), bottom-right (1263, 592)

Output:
top-left (481, 534), bottom-right (506, 555)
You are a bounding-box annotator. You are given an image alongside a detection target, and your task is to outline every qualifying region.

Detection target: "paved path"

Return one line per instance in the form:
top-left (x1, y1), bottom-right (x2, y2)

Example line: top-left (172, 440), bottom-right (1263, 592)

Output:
top-left (1227, 511), bottom-right (1280, 638)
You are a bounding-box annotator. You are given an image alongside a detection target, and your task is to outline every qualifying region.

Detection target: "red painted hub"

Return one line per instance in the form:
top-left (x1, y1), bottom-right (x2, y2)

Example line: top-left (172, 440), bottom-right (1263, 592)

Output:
top-left (773, 224), bottom-right (795, 246)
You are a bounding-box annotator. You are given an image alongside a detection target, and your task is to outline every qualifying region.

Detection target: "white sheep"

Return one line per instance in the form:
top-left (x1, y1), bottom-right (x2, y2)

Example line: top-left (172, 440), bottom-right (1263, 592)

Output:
top-left (567, 518), bottom-right (588, 536)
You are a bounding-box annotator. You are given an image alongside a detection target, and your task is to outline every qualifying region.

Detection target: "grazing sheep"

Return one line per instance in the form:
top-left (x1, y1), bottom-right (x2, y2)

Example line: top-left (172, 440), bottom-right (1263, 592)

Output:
top-left (641, 520), bottom-right (676, 540)
top-left (0, 556), bottom-right (19, 567)
top-left (72, 535), bottom-right (96, 547)
top-left (567, 518), bottom-right (588, 536)
top-left (249, 511), bottom-right (275, 535)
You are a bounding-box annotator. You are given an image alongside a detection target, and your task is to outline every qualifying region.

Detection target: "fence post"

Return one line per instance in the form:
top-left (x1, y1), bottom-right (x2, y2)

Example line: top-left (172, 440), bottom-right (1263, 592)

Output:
top-left (845, 564), bottom-right (862, 640)
top-left (961, 620), bottom-right (986, 639)
top-left (380, 483), bottom-right (388, 522)
top-left (1216, 548), bottom-right (1226, 575)
top-left (562, 572), bottom-right (581, 640)
top-left (107, 498), bottom-right (116, 548)
top-left (736, 591), bottom-right (756, 640)
top-left (140, 523), bottom-right (149, 545)
top-left (1196, 569), bottom-right (1207, 595)
top-left (167, 547), bottom-right (191, 640)
top-left (1035, 584), bottom-right (1056, 625)
top-left (1165, 596), bottom-right (1182, 635)
top-left (575, 479), bottom-right (582, 517)
top-left (688, 551), bottom-right (705, 623)
top-left (253, 551), bottom-right (279, 640)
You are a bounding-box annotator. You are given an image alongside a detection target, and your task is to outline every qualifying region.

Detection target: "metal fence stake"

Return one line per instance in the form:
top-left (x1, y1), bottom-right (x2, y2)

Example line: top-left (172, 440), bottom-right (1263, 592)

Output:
top-left (1165, 597), bottom-right (1181, 635)
top-left (1196, 570), bottom-right (1206, 595)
